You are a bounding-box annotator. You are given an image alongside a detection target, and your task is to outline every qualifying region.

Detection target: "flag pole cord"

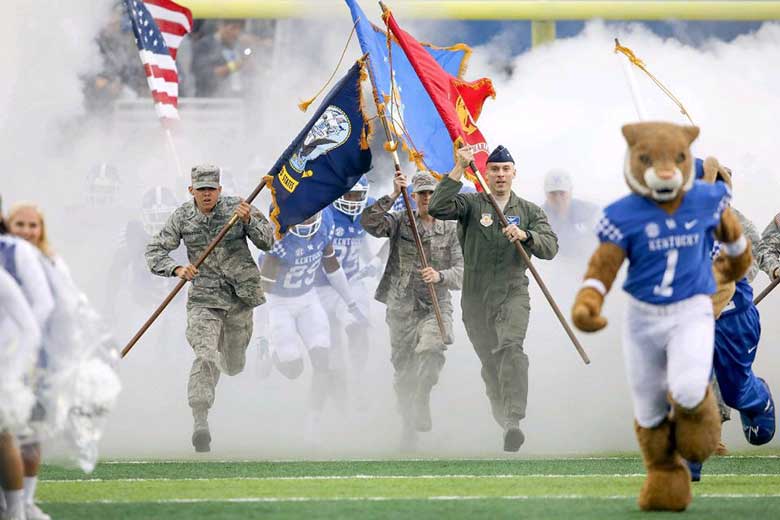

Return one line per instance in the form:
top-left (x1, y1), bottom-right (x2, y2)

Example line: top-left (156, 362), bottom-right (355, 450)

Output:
top-left (121, 181), bottom-right (267, 358)
top-left (614, 39), bottom-right (694, 125)
top-left (364, 54), bottom-right (452, 345)
top-left (298, 19), bottom-right (360, 112)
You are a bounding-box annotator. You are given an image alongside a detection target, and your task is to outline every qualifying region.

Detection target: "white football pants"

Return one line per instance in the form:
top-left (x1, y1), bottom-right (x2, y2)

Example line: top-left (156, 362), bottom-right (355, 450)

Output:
top-left (268, 292), bottom-right (331, 363)
top-left (622, 294), bottom-right (714, 428)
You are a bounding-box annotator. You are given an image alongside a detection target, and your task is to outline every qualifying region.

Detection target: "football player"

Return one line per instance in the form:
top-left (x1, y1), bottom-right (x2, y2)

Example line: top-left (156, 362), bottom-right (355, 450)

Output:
top-left (315, 177), bottom-right (378, 408)
top-left (259, 208), bottom-right (367, 441)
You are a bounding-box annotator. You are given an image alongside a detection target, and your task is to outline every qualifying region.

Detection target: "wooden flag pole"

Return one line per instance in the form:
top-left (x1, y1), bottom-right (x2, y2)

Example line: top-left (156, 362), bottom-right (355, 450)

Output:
top-left (121, 180), bottom-right (267, 358)
top-left (754, 276), bottom-right (780, 306)
top-left (364, 57), bottom-right (451, 345)
top-left (469, 160), bottom-right (590, 365)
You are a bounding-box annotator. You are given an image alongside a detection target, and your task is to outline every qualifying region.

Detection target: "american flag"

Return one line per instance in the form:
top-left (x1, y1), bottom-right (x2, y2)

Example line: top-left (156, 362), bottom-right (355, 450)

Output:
top-left (123, 0), bottom-right (192, 121)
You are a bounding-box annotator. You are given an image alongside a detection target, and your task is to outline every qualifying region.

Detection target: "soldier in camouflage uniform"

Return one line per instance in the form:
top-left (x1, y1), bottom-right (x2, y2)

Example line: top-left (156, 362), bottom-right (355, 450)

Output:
top-left (145, 165), bottom-right (274, 452)
top-left (757, 212), bottom-right (780, 281)
top-left (429, 145), bottom-right (558, 452)
top-left (361, 171), bottom-right (463, 451)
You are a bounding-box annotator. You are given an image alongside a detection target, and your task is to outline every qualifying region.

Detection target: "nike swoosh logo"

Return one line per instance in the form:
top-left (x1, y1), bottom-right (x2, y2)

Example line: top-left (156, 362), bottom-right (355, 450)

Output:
top-left (684, 220), bottom-right (698, 230)
top-left (748, 346), bottom-right (758, 354)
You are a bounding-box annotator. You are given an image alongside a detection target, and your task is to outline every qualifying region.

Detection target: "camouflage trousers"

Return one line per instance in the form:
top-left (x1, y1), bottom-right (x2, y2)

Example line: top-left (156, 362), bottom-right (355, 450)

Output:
top-left (386, 303), bottom-right (450, 423)
top-left (462, 289), bottom-right (531, 427)
top-left (186, 302), bottom-right (253, 410)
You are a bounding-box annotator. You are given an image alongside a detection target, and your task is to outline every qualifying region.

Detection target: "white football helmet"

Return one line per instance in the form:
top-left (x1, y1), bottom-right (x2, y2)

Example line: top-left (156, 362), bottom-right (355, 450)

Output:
top-left (141, 186), bottom-right (178, 236)
top-left (290, 212), bottom-right (322, 238)
top-left (333, 176), bottom-right (369, 216)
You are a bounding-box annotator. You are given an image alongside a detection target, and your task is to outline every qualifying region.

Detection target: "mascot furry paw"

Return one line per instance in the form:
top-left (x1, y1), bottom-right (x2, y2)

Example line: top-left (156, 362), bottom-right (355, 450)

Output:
top-left (571, 122), bottom-right (752, 512)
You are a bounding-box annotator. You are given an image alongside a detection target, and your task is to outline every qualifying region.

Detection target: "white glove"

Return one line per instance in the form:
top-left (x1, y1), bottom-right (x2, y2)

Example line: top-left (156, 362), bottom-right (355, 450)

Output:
top-left (347, 302), bottom-right (369, 325)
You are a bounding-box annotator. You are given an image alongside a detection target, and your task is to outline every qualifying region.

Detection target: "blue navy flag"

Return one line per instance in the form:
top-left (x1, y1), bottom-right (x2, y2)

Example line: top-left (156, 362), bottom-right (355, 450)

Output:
top-left (345, 0), bottom-right (468, 176)
top-left (266, 59), bottom-right (372, 238)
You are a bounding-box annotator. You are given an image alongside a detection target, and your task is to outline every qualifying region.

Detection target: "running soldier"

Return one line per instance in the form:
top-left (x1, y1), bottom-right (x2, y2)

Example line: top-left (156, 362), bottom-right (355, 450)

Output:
top-left (756, 211), bottom-right (780, 280)
top-left (428, 145), bottom-right (558, 452)
top-left (145, 165), bottom-right (274, 453)
top-left (362, 171), bottom-right (463, 451)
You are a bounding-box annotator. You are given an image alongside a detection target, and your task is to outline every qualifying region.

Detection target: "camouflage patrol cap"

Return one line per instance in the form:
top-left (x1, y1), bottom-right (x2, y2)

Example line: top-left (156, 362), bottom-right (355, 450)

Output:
top-left (411, 171), bottom-right (437, 193)
top-left (191, 165), bottom-right (221, 190)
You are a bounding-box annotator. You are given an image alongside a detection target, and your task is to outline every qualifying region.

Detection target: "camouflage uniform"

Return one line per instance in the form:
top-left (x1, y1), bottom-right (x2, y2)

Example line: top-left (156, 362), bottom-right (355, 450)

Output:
top-left (361, 173), bottom-right (463, 434)
top-left (145, 167), bottom-right (274, 413)
top-left (429, 175), bottom-right (558, 430)
top-left (756, 211), bottom-right (780, 280)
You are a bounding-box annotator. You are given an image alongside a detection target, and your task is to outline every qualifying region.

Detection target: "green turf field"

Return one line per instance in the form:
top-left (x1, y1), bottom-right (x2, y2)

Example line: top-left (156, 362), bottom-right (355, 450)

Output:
top-left (38, 452), bottom-right (780, 519)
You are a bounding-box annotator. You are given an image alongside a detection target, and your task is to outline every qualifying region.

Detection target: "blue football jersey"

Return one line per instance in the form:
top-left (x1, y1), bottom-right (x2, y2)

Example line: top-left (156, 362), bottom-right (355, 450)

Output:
top-left (321, 197), bottom-right (374, 281)
top-left (266, 208), bottom-right (335, 297)
top-left (597, 181), bottom-right (731, 304)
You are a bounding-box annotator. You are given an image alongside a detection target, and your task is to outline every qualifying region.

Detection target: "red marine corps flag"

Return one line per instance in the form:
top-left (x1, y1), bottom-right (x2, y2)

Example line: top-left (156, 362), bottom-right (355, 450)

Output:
top-left (381, 4), bottom-right (495, 184)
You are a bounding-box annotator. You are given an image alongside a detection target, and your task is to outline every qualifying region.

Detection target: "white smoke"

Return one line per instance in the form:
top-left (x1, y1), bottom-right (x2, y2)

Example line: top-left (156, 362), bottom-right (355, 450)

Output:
top-left (2, 6), bottom-right (779, 461)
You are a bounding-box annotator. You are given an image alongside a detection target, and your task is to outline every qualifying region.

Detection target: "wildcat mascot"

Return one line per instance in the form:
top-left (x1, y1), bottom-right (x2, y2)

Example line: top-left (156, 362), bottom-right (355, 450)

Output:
top-left (572, 122), bottom-right (752, 511)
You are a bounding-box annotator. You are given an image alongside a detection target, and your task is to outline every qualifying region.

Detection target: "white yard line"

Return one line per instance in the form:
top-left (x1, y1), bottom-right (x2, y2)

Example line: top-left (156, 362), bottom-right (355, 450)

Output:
top-left (97, 455), bottom-right (780, 465)
top-left (40, 473), bottom-right (780, 483)
top-left (40, 493), bottom-right (780, 505)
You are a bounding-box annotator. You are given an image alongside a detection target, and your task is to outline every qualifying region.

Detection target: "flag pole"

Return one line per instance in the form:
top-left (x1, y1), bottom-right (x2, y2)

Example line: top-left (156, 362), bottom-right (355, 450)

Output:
top-left (364, 55), bottom-right (452, 345)
top-left (164, 127), bottom-right (185, 181)
top-left (121, 179), bottom-right (267, 358)
top-left (754, 277), bottom-right (780, 306)
top-left (466, 159), bottom-right (590, 364)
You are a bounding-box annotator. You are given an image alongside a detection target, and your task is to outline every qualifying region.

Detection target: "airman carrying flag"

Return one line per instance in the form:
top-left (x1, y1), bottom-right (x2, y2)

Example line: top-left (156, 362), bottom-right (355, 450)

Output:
top-left (381, 6), bottom-right (495, 183)
top-left (266, 59), bottom-right (373, 238)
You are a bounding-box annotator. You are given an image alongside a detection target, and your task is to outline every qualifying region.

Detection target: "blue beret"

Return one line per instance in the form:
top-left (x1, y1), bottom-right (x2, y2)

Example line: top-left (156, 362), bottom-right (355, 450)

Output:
top-left (487, 145), bottom-right (514, 164)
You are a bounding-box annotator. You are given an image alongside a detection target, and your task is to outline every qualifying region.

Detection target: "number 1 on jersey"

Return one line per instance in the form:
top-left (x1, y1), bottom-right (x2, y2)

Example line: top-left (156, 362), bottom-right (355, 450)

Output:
top-left (653, 249), bottom-right (678, 298)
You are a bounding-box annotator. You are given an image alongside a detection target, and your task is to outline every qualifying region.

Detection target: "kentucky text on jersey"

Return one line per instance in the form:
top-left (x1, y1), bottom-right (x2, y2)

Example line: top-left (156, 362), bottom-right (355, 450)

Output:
top-left (596, 181), bottom-right (731, 305)
top-left (318, 197), bottom-right (374, 282)
top-left (267, 207), bottom-right (335, 297)
top-left (648, 233), bottom-right (700, 251)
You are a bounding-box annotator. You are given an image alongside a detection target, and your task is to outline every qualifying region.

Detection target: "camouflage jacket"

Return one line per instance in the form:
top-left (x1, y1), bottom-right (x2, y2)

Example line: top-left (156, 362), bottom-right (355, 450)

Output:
top-left (361, 195), bottom-right (463, 309)
top-left (732, 207), bottom-right (760, 283)
top-left (756, 211), bottom-right (780, 279)
top-left (145, 195), bottom-right (274, 309)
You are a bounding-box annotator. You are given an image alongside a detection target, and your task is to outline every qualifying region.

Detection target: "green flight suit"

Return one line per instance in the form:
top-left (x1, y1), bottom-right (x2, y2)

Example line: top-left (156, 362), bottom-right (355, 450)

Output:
top-left (429, 176), bottom-right (558, 426)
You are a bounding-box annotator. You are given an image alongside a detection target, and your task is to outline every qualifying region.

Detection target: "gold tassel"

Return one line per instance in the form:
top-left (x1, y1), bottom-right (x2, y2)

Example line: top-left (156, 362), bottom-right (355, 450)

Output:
top-left (384, 141), bottom-right (398, 152)
top-left (614, 38), bottom-right (694, 125)
top-left (298, 98), bottom-right (315, 113)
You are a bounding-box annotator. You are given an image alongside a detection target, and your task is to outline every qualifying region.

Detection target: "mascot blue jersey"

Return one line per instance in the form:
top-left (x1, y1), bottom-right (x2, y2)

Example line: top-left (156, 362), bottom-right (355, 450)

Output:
top-left (597, 180), bottom-right (731, 305)
top-left (266, 208), bottom-right (335, 297)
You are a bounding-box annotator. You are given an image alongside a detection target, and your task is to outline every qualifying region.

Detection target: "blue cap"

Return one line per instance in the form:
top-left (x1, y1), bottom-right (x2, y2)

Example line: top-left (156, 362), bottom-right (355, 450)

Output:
top-left (487, 145), bottom-right (514, 164)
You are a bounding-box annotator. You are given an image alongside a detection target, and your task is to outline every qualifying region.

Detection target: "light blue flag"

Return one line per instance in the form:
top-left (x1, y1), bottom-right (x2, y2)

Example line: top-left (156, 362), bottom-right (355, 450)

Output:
top-left (345, 0), bottom-right (468, 175)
